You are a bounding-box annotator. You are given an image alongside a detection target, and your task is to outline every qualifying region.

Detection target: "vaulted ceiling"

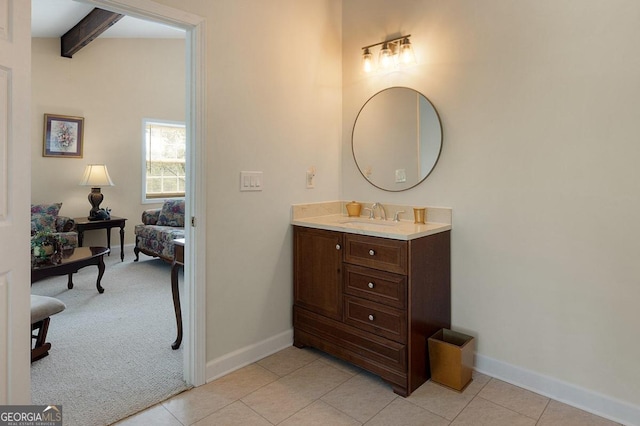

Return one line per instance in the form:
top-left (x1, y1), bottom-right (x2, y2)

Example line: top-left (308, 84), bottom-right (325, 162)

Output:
top-left (31, 0), bottom-right (185, 43)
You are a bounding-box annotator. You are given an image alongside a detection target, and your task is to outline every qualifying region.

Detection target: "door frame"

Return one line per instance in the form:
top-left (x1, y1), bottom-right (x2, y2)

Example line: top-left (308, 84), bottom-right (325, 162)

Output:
top-left (1, 0), bottom-right (32, 404)
top-left (84, 0), bottom-right (207, 386)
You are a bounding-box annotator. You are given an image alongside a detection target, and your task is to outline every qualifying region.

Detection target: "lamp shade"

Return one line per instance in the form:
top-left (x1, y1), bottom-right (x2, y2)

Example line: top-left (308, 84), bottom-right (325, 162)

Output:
top-left (79, 164), bottom-right (114, 187)
top-left (378, 42), bottom-right (393, 69)
top-left (399, 37), bottom-right (416, 65)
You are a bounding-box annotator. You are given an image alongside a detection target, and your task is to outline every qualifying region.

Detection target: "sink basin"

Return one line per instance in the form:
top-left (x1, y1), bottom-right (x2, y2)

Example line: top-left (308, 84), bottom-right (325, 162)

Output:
top-left (337, 218), bottom-right (399, 227)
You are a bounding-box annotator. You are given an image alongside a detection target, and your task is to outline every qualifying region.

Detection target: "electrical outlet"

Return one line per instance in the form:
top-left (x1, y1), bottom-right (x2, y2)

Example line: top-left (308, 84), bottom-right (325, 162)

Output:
top-left (306, 170), bottom-right (315, 189)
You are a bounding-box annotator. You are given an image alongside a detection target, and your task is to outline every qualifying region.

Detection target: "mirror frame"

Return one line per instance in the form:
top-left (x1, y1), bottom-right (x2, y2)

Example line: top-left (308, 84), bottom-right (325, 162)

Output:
top-left (351, 87), bottom-right (443, 192)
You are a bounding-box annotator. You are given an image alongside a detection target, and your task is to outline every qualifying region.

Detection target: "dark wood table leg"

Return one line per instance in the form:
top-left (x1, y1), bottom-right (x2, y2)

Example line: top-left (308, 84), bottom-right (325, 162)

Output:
top-left (78, 230), bottom-right (84, 247)
top-left (31, 318), bottom-right (52, 362)
top-left (119, 225), bottom-right (125, 261)
top-left (96, 255), bottom-right (105, 293)
top-left (67, 273), bottom-right (74, 289)
top-left (106, 228), bottom-right (111, 256)
top-left (170, 261), bottom-right (183, 350)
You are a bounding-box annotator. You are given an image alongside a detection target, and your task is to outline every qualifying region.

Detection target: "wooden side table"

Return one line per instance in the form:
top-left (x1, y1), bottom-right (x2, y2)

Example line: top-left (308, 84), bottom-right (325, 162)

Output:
top-left (74, 216), bottom-right (127, 261)
top-left (171, 238), bottom-right (185, 350)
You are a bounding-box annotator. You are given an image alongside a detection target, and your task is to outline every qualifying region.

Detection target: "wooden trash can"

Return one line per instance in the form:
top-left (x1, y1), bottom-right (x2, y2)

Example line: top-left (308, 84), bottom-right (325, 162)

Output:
top-left (428, 329), bottom-right (475, 391)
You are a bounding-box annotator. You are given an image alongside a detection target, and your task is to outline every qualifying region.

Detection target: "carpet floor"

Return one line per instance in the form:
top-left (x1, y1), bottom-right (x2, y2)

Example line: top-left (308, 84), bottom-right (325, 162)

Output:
top-left (30, 248), bottom-right (189, 426)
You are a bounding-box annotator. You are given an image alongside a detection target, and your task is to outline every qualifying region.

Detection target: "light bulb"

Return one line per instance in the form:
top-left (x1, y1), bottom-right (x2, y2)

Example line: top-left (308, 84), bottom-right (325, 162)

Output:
top-left (399, 37), bottom-right (416, 65)
top-left (378, 43), bottom-right (393, 69)
top-left (362, 48), bottom-right (373, 73)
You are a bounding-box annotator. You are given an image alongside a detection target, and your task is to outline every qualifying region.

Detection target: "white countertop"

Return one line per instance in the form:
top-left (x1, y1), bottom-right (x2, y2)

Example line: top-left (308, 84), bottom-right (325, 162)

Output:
top-left (291, 214), bottom-right (451, 241)
top-left (291, 201), bottom-right (452, 240)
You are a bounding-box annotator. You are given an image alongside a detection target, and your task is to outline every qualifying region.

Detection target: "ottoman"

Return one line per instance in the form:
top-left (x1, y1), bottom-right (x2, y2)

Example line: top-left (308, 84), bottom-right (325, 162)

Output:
top-left (31, 295), bottom-right (66, 362)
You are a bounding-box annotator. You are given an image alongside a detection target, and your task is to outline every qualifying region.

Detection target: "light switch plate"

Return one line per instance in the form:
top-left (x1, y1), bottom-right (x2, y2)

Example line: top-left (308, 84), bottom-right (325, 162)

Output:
top-left (240, 171), bottom-right (263, 191)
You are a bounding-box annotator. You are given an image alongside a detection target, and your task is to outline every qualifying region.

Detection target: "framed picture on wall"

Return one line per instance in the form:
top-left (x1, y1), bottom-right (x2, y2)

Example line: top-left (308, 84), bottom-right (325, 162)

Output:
top-left (43, 113), bottom-right (84, 158)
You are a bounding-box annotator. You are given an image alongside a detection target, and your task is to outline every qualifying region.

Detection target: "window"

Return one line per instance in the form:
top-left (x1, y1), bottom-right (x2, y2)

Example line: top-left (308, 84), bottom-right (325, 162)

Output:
top-left (143, 119), bottom-right (186, 202)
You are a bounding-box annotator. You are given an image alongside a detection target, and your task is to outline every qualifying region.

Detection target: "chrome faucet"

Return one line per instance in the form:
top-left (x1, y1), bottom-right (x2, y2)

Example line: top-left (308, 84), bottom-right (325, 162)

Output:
top-left (393, 210), bottom-right (405, 222)
top-left (371, 202), bottom-right (387, 221)
top-left (363, 207), bottom-right (375, 219)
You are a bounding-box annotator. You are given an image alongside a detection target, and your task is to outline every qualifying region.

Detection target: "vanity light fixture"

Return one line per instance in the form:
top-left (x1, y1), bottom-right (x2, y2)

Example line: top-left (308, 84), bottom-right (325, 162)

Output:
top-left (361, 35), bottom-right (416, 73)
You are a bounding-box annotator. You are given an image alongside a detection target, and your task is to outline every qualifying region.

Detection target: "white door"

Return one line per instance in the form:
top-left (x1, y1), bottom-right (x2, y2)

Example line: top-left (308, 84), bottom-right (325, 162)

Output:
top-left (0, 0), bottom-right (32, 404)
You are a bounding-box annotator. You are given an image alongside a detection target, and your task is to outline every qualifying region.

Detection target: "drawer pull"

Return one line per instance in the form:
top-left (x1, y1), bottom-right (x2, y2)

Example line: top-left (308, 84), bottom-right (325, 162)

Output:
top-left (368, 314), bottom-right (375, 321)
top-left (336, 244), bottom-right (341, 250)
top-left (369, 249), bottom-right (375, 256)
top-left (368, 282), bottom-right (374, 289)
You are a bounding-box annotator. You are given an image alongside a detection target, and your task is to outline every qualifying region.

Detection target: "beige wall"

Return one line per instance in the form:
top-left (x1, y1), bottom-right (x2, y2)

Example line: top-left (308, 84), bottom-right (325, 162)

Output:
top-left (343, 0), bottom-right (640, 413)
top-left (31, 38), bottom-right (185, 246)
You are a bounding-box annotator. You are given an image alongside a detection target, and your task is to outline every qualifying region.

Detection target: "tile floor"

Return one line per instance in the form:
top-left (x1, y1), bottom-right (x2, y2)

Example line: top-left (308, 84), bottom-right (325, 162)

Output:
top-left (115, 346), bottom-right (620, 426)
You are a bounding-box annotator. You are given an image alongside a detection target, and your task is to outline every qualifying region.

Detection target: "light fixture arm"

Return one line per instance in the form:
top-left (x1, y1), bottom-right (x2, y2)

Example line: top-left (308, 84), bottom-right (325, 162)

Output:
top-left (361, 34), bottom-right (412, 52)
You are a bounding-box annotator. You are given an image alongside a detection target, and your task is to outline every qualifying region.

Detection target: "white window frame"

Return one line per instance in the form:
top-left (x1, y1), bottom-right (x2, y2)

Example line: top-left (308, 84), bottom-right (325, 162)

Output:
top-left (142, 118), bottom-right (186, 203)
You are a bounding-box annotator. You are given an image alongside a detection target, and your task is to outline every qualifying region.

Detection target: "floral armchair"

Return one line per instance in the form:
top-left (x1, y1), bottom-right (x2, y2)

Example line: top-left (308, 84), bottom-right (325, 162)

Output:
top-left (134, 200), bottom-right (185, 262)
top-left (30, 203), bottom-right (78, 249)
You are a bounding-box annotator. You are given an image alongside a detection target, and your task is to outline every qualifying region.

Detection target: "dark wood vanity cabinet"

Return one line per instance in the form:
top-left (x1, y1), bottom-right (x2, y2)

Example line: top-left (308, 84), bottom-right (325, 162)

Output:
top-left (293, 226), bottom-right (451, 397)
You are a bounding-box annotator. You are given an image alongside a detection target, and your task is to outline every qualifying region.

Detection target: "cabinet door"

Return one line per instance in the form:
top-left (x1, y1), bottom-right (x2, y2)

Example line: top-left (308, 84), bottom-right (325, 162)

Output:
top-left (294, 227), bottom-right (343, 321)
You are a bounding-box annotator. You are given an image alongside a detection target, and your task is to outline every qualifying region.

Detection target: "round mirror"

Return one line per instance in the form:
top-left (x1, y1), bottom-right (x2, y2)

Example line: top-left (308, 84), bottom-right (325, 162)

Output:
top-left (352, 87), bottom-right (442, 191)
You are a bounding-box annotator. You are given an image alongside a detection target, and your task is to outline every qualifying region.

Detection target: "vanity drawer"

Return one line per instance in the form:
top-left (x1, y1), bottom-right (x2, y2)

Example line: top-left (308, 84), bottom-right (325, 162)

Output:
top-left (344, 264), bottom-right (406, 309)
top-left (294, 306), bottom-right (407, 379)
top-left (343, 234), bottom-right (407, 274)
top-left (344, 296), bottom-right (407, 344)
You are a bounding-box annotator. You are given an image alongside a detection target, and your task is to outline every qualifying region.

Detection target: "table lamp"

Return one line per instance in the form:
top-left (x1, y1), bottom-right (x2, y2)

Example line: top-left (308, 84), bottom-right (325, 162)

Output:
top-left (79, 164), bottom-right (114, 221)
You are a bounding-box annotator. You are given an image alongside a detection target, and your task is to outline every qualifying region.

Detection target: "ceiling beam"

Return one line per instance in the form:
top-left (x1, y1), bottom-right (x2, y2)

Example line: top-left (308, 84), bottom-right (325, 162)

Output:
top-left (61, 8), bottom-right (124, 58)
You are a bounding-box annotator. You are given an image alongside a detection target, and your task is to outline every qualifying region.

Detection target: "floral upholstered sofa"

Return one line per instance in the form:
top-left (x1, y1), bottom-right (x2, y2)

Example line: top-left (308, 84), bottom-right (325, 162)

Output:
top-left (134, 200), bottom-right (185, 262)
top-left (31, 203), bottom-right (77, 249)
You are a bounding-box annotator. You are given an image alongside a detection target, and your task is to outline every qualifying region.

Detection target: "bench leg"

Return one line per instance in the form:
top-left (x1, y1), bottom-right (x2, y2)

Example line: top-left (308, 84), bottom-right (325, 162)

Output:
top-left (31, 318), bottom-right (52, 362)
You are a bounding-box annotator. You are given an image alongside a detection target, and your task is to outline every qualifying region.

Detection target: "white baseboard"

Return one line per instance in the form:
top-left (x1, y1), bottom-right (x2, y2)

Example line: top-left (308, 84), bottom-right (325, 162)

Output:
top-left (475, 353), bottom-right (640, 426)
top-left (205, 329), bottom-right (293, 382)
top-left (106, 243), bottom-right (135, 258)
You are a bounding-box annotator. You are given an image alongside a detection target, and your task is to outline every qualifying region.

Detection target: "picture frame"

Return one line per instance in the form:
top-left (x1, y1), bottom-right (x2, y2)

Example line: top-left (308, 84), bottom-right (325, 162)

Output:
top-left (43, 114), bottom-right (84, 158)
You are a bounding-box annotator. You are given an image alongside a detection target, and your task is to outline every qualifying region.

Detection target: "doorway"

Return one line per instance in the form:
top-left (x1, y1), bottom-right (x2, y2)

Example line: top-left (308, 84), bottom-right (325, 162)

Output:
top-left (29, 0), bottom-right (206, 418)
top-left (85, 0), bottom-right (206, 387)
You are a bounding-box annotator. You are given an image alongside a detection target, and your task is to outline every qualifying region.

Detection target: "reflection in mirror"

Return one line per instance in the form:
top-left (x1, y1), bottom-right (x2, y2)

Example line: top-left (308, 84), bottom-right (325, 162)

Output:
top-left (352, 87), bottom-right (442, 191)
